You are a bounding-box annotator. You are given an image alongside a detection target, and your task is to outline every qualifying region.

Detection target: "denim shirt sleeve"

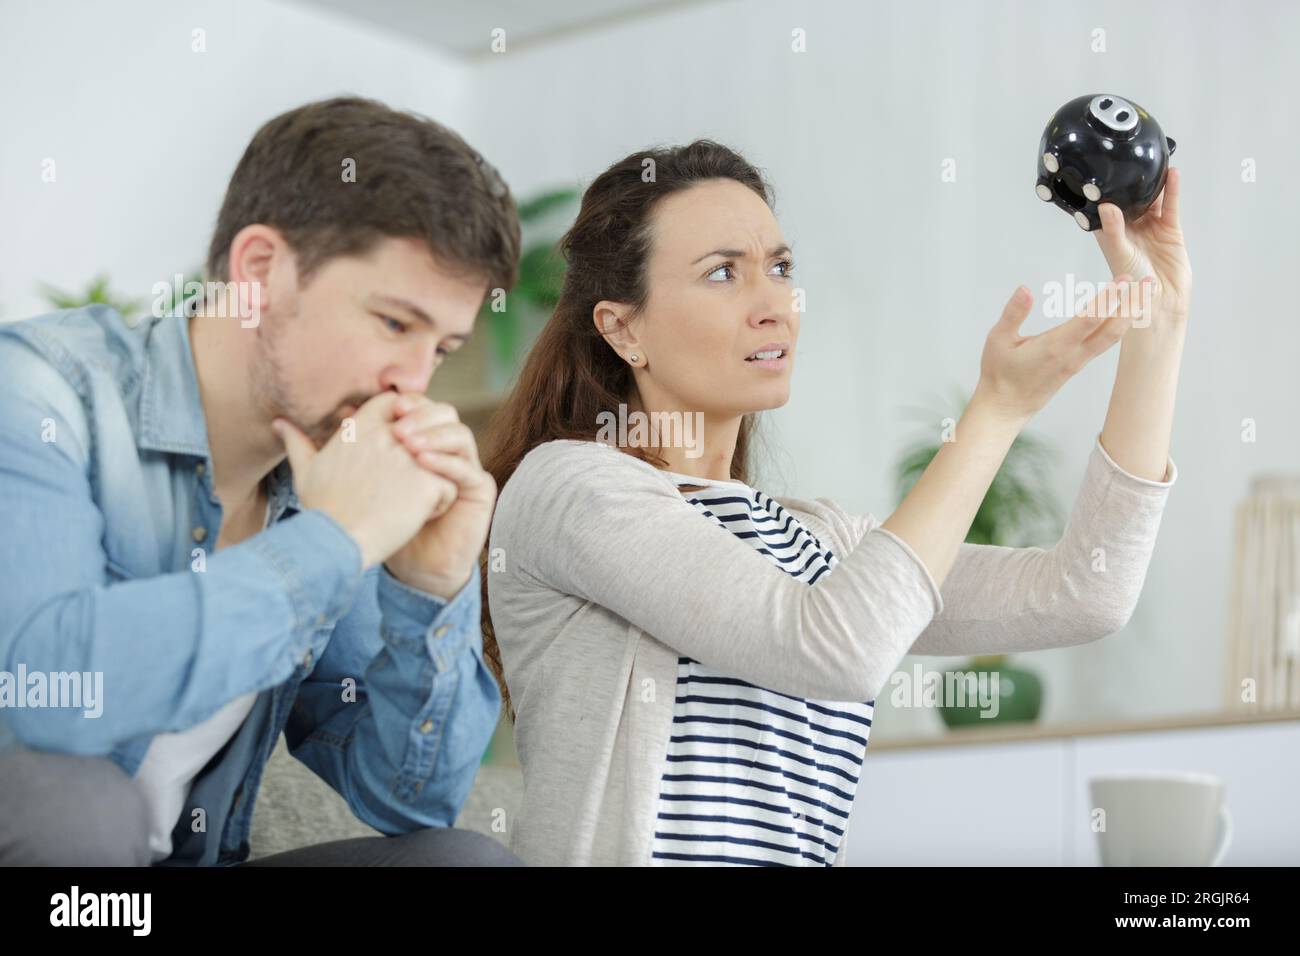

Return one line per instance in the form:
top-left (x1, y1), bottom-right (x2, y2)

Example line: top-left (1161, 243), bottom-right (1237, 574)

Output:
top-left (0, 348), bottom-right (366, 754)
top-left (284, 562), bottom-right (502, 833)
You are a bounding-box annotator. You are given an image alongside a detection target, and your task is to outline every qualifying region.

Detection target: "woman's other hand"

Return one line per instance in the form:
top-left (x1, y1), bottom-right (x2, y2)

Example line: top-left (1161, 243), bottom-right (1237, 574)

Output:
top-left (973, 276), bottom-right (1143, 424)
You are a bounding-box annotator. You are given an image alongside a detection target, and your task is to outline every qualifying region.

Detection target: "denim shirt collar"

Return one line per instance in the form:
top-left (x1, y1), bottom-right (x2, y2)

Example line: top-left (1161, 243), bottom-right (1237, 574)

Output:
top-left (139, 298), bottom-right (300, 515)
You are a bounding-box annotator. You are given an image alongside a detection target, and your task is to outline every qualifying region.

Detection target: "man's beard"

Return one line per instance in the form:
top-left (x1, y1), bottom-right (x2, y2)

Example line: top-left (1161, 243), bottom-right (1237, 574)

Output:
top-left (252, 307), bottom-right (372, 449)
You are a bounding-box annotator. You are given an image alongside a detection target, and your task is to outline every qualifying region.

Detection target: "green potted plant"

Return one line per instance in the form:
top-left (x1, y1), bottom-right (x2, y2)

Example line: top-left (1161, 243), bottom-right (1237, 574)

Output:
top-left (39, 270), bottom-right (203, 323)
top-left (480, 187), bottom-right (578, 388)
top-left (38, 274), bottom-right (145, 319)
top-left (893, 387), bottom-right (1064, 727)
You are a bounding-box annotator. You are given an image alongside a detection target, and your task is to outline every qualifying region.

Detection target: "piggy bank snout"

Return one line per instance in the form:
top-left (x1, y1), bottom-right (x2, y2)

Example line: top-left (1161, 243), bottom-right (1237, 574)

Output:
top-left (1088, 94), bottom-right (1139, 133)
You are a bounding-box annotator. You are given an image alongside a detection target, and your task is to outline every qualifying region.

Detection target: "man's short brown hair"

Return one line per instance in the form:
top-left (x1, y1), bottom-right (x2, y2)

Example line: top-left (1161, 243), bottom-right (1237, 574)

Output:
top-left (206, 96), bottom-right (520, 297)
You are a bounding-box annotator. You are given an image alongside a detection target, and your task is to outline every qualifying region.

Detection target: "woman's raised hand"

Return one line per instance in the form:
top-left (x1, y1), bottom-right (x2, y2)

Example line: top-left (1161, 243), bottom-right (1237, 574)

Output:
top-left (1093, 166), bottom-right (1191, 326)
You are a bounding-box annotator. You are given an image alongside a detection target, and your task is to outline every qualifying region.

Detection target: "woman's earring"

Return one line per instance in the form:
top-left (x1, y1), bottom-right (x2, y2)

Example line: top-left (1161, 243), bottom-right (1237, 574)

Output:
top-left (629, 353), bottom-right (639, 365)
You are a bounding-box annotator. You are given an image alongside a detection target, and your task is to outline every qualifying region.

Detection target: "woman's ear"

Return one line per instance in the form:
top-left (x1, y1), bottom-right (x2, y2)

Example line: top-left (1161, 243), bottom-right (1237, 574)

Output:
top-left (593, 301), bottom-right (642, 364)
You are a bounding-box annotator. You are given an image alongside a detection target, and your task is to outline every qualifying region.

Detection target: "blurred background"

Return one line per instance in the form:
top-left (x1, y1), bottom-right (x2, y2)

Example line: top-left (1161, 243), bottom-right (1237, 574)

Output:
top-left (3, 0), bottom-right (1296, 864)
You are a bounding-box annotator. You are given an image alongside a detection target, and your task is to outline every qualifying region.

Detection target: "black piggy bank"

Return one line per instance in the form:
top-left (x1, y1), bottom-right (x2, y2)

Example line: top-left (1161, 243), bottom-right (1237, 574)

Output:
top-left (1035, 93), bottom-right (1176, 231)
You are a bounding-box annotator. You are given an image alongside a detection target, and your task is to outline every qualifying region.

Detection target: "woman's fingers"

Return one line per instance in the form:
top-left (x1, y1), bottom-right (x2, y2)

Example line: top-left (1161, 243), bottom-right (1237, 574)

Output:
top-left (993, 285), bottom-right (1034, 341)
top-left (1032, 274), bottom-right (1135, 374)
top-left (1048, 273), bottom-right (1132, 342)
top-left (1147, 185), bottom-right (1166, 221)
top-left (1159, 166), bottom-right (1181, 227)
top-left (1094, 203), bottom-right (1141, 277)
top-left (1073, 276), bottom-right (1141, 359)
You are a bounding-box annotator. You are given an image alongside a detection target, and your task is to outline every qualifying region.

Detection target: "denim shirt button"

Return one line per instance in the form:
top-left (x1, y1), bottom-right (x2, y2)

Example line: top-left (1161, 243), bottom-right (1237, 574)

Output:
top-left (419, 718), bottom-right (434, 734)
top-left (191, 526), bottom-right (207, 543)
top-left (434, 625), bottom-right (449, 639)
top-left (195, 462), bottom-right (205, 477)
top-left (302, 650), bottom-right (313, 669)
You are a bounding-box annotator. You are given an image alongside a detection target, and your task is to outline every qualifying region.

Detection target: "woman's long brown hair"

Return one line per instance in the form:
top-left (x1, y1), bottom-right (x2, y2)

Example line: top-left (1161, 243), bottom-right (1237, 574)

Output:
top-left (478, 140), bottom-right (775, 720)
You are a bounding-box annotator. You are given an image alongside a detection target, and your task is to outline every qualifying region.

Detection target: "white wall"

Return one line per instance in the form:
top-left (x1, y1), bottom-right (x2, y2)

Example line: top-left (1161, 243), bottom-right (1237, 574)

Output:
top-left (0, 0), bottom-right (466, 319)
top-left (4, 0), bottom-right (1297, 736)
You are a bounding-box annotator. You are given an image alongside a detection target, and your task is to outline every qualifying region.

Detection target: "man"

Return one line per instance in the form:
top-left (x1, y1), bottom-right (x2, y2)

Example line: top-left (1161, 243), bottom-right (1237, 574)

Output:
top-left (0, 97), bottom-right (523, 866)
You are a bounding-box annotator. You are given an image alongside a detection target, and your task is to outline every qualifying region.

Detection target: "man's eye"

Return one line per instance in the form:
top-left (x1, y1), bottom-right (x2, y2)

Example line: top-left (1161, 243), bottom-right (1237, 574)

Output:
top-left (771, 259), bottom-right (795, 278)
top-left (377, 314), bottom-right (407, 334)
top-left (706, 263), bottom-right (735, 282)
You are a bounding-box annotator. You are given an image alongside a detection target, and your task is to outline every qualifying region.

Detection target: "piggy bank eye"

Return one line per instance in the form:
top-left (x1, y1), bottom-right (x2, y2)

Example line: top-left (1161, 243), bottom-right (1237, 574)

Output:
top-left (1088, 94), bottom-right (1139, 134)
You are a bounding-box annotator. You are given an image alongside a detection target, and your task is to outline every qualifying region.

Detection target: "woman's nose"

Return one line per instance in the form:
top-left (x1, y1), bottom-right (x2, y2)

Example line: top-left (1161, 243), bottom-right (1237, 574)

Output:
top-left (750, 287), bottom-right (796, 327)
top-left (774, 270), bottom-right (801, 305)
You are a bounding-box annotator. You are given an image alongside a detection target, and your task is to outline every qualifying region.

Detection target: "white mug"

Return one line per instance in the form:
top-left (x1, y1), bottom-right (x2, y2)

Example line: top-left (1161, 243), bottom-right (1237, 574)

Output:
top-left (1089, 771), bottom-right (1232, 866)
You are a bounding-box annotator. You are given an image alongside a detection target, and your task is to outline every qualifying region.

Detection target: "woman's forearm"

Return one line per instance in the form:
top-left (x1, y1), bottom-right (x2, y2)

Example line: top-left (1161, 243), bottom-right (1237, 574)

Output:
top-left (881, 393), bottom-right (1027, 589)
top-left (1099, 317), bottom-right (1186, 481)
top-left (1089, 168), bottom-right (1191, 480)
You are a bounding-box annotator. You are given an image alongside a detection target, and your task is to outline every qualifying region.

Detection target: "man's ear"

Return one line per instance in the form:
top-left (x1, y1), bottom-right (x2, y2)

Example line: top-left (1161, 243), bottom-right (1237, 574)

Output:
top-left (226, 224), bottom-right (283, 315)
top-left (593, 301), bottom-right (640, 361)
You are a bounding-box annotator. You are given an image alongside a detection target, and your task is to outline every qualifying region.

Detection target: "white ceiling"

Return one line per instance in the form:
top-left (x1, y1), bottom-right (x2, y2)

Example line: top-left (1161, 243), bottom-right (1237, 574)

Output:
top-left (291, 0), bottom-right (710, 60)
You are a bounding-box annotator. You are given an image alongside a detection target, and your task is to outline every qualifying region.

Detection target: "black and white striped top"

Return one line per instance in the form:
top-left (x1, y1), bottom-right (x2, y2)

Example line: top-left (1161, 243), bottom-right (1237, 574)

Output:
top-left (650, 476), bottom-right (874, 866)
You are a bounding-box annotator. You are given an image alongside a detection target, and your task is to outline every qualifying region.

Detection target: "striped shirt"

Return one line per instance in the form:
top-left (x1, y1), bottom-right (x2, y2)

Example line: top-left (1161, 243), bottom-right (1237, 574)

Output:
top-left (651, 478), bottom-right (874, 866)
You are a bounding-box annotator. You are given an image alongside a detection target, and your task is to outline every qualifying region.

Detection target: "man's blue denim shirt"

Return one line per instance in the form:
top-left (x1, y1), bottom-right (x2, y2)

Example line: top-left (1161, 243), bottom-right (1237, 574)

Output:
top-left (0, 304), bottom-right (502, 865)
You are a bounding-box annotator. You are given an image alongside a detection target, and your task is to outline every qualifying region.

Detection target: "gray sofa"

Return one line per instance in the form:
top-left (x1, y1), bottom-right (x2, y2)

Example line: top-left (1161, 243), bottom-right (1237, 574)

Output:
top-left (247, 736), bottom-right (524, 861)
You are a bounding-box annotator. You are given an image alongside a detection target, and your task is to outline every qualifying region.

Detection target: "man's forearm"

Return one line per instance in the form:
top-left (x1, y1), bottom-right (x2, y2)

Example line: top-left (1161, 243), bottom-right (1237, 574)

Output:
top-left (288, 565), bottom-right (499, 833)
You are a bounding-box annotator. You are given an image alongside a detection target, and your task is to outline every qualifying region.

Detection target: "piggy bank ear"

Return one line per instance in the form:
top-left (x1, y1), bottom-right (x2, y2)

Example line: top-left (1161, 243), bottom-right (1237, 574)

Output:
top-left (1167, 136), bottom-right (1177, 156)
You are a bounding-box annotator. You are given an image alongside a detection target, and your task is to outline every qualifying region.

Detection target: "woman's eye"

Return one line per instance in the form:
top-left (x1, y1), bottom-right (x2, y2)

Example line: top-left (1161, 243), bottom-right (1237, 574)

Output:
top-left (706, 263), bottom-right (735, 282)
top-left (378, 314), bottom-right (407, 334)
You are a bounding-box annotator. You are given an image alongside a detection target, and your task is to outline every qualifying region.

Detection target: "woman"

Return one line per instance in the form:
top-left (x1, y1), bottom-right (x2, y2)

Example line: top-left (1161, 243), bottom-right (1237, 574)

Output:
top-left (481, 141), bottom-right (1190, 866)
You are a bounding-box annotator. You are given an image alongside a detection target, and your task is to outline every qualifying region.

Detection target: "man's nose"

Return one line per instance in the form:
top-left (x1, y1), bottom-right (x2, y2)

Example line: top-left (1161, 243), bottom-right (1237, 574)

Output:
top-left (379, 343), bottom-right (439, 394)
